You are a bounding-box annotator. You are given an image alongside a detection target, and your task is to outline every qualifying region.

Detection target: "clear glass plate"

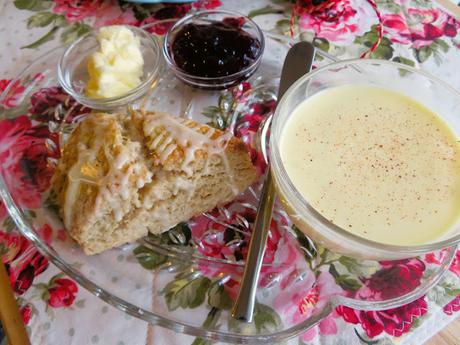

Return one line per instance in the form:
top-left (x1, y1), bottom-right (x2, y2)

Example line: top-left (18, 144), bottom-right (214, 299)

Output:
top-left (0, 20), bottom-right (456, 343)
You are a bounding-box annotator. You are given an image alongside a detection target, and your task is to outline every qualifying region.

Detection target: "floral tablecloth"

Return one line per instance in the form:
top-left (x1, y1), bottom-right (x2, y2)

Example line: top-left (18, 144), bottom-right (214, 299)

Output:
top-left (1, 0), bottom-right (460, 344)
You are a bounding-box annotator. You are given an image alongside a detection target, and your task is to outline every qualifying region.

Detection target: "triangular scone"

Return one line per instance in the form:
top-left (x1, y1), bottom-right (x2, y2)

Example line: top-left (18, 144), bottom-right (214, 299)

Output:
top-left (52, 111), bottom-right (257, 254)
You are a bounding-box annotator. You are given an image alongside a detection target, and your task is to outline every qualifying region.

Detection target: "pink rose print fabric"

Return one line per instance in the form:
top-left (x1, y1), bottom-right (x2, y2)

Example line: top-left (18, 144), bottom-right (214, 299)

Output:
top-left (298, 0), bottom-right (376, 44)
top-left (275, 270), bottom-right (343, 341)
top-left (1, 229), bottom-right (48, 295)
top-left (1, 1), bottom-right (460, 344)
top-left (337, 296), bottom-right (428, 338)
top-left (0, 115), bottom-right (58, 218)
top-left (382, 8), bottom-right (460, 49)
top-left (47, 277), bottom-right (78, 308)
top-left (52, 0), bottom-right (105, 23)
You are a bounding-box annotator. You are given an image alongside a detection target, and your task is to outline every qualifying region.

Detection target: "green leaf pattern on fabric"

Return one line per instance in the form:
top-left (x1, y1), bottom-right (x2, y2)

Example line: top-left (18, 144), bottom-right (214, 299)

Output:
top-left (163, 276), bottom-right (211, 311)
top-left (27, 12), bottom-right (59, 29)
top-left (60, 23), bottom-right (91, 45)
top-left (207, 283), bottom-right (232, 310)
top-left (228, 302), bottom-right (282, 334)
top-left (14, 0), bottom-right (52, 11)
top-left (133, 245), bottom-right (168, 270)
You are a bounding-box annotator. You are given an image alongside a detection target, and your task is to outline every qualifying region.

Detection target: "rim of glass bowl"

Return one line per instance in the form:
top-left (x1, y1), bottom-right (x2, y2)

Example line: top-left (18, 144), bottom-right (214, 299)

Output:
top-left (57, 25), bottom-right (161, 110)
top-left (0, 41), bottom-right (455, 344)
top-left (162, 10), bottom-right (265, 87)
top-left (270, 58), bottom-right (460, 259)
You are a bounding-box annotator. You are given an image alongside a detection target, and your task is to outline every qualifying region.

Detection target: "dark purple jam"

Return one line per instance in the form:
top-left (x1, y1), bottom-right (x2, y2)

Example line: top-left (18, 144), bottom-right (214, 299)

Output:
top-left (171, 21), bottom-right (261, 78)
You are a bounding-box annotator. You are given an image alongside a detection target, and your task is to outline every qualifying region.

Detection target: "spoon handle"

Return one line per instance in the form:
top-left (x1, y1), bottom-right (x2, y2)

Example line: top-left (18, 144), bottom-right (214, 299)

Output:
top-left (231, 41), bottom-right (316, 323)
top-left (231, 168), bottom-right (276, 322)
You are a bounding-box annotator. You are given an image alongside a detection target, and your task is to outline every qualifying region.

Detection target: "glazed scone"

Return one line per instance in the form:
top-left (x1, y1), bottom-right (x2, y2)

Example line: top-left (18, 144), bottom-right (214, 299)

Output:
top-left (52, 111), bottom-right (257, 254)
top-left (52, 113), bottom-right (153, 254)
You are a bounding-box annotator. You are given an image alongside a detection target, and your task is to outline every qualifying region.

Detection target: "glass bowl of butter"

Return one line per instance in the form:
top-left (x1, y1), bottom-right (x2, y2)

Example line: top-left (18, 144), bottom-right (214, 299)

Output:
top-left (58, 25), bottom-right (161, 110)
top-left (270, 58), bottom-right (460, 260)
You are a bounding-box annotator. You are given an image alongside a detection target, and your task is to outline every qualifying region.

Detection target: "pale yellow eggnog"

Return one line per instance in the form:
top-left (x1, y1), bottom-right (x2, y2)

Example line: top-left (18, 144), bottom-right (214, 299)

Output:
top-left (280, 85), bottom-right (460, 245)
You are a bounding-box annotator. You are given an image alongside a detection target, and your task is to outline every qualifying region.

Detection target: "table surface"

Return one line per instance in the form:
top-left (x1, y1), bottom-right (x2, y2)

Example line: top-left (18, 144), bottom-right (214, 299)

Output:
top-left (1, 1), bottom-right (460, 345)
top-left (429, 318), bottom-right (460, 344)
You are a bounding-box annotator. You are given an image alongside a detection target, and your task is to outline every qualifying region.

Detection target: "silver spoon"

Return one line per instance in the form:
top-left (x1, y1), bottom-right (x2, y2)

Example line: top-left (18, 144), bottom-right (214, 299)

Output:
top-left (231, 41), bottom-right (316, 323)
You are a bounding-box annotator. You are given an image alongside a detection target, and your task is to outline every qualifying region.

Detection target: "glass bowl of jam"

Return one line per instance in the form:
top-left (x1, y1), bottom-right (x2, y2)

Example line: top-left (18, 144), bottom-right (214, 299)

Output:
top-left (163, 10), bottom-right (265, 90)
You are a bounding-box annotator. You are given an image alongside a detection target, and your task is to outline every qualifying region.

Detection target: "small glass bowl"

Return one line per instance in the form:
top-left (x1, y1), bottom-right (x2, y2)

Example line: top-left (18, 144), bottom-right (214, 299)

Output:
top-left (163, 10), bottom-right (265, 90)
top-left (270, 59), bottom-right (460, 260)
top-left (58, 26), bottom-right (161, 110)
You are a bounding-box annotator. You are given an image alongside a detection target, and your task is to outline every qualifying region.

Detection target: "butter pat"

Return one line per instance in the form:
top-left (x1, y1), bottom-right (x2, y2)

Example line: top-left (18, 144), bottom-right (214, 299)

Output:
top-left (86, 25), bottom-right (144, 98)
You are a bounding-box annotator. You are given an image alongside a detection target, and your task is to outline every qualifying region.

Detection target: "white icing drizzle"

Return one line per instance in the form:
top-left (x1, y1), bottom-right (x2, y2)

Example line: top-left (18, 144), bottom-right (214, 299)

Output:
top-left (64, 121), bottom-right (108, 229)
top-left (143, 112), bottom-right (237, 194)
top-left (171, 175), bottom-right (194, 195)
top-left (63, 117), bottom-right (153, 229)
top-left (144, 113), bottom-right (225, 167)
top-left (96, 142), bottom-right (152, 222)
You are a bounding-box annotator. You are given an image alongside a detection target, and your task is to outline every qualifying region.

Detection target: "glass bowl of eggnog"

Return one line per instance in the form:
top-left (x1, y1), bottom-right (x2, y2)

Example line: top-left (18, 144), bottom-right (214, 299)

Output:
top-left (270, 59), bottom-right (460, 260)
